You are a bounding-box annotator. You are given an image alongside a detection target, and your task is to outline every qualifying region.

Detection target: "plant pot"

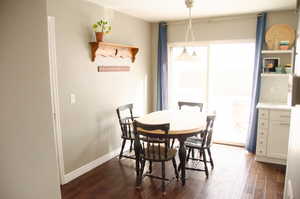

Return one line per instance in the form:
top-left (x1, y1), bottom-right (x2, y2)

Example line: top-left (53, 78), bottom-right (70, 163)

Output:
top-left (95, 32), bottom-right (104, 42)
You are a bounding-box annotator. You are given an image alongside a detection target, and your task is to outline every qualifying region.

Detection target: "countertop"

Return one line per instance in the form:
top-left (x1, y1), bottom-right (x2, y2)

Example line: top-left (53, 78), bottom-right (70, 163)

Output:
top-left (256, 103), bottom-right (292, 110)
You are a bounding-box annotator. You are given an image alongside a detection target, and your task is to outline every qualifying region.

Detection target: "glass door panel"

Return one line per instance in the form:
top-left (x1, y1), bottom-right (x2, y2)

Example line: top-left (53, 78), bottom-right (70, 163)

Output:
top-left (208, 42), bottom-right (255, 145)
top-left (169, 46), bottom-right (209, 110)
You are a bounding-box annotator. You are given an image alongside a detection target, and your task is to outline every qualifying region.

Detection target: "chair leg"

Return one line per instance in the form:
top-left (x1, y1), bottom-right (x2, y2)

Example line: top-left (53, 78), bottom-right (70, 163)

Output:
top-left (148, 161), bottom-right (152, 173)
top-left (186, 147), bottom-right (192, 162)
top-left (119, 139), bottom-right (126, 160)
top-left (191, 149), bottom-right (195, 159)
top-left (141, 160), bottom-right (146, 177)
top-left (161, 162), bottom-right (166, 195)
top-left (202, 149), bottom-right (209, 178)
top-left (172, 158), bottom-right (179, 179)
top-left (171, 139), bottom-right (175, 148)
top-left (135, 155), bottom-right (141, 188)
top-left (129, 140), bottom-right (133, 152)
top-left (199, 149), bottom-right (203, 160)
top-left (207, 148), bottom-right (214, 169)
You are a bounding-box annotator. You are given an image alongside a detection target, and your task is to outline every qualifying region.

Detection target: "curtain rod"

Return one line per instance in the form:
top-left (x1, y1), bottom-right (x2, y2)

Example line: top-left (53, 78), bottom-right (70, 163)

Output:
top-left (166, 13), bottom-right (258, 25)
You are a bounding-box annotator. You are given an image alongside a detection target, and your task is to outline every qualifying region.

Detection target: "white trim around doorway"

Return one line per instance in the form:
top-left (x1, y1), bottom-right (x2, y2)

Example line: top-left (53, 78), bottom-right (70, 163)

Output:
top-left (48, 16), bottom-right (66, 185)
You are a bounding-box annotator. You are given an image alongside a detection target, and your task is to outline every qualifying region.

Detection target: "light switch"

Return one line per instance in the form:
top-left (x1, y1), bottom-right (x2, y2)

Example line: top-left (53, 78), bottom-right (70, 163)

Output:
top-left (70, 94), bottom-right (76, 104)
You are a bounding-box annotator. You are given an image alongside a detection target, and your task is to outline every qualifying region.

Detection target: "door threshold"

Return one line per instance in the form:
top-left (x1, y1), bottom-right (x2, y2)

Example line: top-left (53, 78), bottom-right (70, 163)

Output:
top-left (213, 141), bottom-right (245, 148)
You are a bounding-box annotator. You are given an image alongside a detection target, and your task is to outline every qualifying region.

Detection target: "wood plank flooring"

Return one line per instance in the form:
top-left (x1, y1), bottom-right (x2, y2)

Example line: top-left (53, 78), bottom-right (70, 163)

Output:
top-left (61, 144), bottom-right (285, 199)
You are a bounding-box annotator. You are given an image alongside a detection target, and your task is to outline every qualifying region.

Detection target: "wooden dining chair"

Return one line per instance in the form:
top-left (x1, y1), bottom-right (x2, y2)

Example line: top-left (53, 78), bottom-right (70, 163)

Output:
top-left (116, 104), bottom-right (138, 160)
top-left (184, 115), bottom-right (216, 178)
top-left (133, 121), bottom-right (178, 195)
top-left (175, 101), bottom-right (204, 157)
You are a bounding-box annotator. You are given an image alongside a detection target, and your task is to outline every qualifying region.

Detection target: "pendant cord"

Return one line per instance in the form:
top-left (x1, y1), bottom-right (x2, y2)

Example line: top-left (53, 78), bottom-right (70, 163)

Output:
top-left (185, 7), bottom-right (195, 43)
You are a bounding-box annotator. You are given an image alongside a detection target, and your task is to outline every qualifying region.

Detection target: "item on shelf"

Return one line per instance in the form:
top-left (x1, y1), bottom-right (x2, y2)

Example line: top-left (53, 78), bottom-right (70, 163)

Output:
top-left (279, 40), bottom-right (290, 50)
top-left (265, 24), bottom-right (295, 50)
top-left (263, 57), bottom-right (280, 72)
top-left (285, 64), bottom-right (292, 74)
top-left (285, 67), bottom-right (292, 74)
top-left (275, 65), bottom-right (285, 74)
top-left (92, 19), bottom-right (112, 42)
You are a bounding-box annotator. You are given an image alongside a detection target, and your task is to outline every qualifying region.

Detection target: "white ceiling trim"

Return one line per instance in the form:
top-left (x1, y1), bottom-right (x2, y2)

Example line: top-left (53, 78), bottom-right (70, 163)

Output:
top-left (86, 0), bottom-right (297, 22)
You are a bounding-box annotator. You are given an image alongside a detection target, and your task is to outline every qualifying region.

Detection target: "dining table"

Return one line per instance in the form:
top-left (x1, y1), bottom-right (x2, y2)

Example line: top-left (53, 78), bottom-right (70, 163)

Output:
top-left (135, 110), bottom-right (207, 185)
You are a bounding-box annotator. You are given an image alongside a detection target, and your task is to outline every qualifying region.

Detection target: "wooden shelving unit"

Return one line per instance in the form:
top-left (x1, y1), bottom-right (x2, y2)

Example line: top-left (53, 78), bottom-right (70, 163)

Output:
top-left (261, 73), bottom-right (291, 77)
top-left (89, 42), bottom-right (139, 62)
top-left (261, 47), bottom-right (295, 75)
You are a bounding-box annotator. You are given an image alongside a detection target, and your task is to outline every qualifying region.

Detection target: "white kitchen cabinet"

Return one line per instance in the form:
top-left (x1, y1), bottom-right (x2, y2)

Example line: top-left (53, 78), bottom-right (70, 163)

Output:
top-left (256, 106), bottom-right (290, 165)
top-left (267, 120), bottom-right (290, 159)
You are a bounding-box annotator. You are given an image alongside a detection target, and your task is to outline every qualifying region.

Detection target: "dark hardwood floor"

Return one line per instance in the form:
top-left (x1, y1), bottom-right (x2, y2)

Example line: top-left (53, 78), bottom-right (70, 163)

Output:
top-left (61, 144), bottom-right (285, 199)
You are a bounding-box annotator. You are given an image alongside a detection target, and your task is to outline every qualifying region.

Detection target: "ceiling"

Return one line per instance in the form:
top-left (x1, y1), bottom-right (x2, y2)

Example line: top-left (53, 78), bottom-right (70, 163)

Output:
top-left (88, 0), bottom-right (297, 22)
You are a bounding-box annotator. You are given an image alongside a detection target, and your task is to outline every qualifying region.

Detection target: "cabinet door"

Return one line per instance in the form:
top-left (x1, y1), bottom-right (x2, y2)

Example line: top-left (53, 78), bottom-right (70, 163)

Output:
top-left (267, 121), bottom-right (290, 159)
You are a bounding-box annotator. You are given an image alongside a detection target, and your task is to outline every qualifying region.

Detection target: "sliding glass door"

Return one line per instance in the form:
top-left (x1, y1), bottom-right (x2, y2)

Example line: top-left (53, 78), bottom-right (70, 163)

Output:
top-left (169, 41), bottom-right (255, 145)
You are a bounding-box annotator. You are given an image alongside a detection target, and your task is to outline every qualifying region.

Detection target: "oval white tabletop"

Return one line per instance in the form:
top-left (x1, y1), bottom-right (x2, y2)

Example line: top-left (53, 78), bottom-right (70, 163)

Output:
top-left (135, 110), bottom-right (207, 135)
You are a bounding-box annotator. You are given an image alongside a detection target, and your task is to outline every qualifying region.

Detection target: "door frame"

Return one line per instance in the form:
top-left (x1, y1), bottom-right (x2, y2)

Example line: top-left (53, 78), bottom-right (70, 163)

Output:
top-left (48, 16), bottom-right (65, 184)
top-left (168, 39), bottom-right (255, 146)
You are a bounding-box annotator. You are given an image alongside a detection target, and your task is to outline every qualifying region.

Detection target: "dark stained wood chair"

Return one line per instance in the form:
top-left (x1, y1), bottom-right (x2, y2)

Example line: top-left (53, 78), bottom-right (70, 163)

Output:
top-left (184, 115), bottom-right (216, 178)
top-left (133, 121), bottom-right (178, 195)
top-left (178, 101), bottom-right (204, 112)
top-left (175, 101), bottom-right (204, 156)
top-left (116, 104), bottom-right (138, 160)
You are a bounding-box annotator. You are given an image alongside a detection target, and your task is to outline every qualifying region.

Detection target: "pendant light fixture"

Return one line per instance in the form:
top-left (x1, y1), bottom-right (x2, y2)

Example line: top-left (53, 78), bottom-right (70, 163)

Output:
top-left (177, 0), bottom-right (198, 61)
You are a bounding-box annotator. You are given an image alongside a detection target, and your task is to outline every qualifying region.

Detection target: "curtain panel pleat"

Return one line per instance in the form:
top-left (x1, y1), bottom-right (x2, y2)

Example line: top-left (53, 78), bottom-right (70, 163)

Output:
top-left (156, 22), bottom-right (168, 111)
top-left (246, 13), bottom-right (267, 153)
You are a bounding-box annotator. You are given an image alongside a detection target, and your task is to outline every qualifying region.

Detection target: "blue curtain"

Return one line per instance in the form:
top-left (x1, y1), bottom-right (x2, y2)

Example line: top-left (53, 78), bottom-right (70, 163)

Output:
top-left (246, 13), bottom-right (267, 153)
top-left (156, 22), bottom-right (168, 110)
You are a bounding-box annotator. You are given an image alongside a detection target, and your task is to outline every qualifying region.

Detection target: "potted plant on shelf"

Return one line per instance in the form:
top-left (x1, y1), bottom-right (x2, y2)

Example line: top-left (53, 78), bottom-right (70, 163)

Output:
top-left (92, 19), bottom-right (112, 42)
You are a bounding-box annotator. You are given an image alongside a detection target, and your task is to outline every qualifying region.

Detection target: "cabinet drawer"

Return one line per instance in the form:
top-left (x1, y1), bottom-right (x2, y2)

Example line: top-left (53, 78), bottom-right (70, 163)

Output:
top-left (259, 109), bottom-right (269, 120)
top-left (256, 144), bottom-right (266, 156)
top-left (257, 136), bottom-right (266, 146)
top-left (270, 110), bottom-right (290, 122)
top-left (258, 119), bottom-right (268, 129)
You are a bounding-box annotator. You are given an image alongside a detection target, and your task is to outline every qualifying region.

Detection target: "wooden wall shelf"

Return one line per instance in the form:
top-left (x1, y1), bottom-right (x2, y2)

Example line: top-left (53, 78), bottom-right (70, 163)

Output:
top-left (89, 42), bottom-right (139, 62)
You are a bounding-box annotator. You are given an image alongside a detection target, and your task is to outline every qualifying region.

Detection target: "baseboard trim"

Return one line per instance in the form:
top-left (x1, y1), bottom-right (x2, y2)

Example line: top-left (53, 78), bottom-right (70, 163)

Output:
top-left (64, 146), bottom-right (129, 184)
top-left (255, 155), bottom-right (286, 165)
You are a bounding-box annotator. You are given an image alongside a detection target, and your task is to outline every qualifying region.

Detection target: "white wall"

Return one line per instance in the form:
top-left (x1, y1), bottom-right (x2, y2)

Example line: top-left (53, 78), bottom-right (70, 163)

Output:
top-left (168, 10), bottom-right (297, 44)
top-left (0, 0), bottom-right (61, 198)
top-left (47, 0), bottom-right (152, 173)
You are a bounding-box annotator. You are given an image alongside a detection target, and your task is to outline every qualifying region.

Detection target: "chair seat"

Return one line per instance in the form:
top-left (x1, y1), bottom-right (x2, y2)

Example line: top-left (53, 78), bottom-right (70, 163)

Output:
top-left (185, 137), bottom-right (204, 148)
top-left (186, 136), bottom-right (203, 142)
top-left (143, 146), bottom-right (177, 161)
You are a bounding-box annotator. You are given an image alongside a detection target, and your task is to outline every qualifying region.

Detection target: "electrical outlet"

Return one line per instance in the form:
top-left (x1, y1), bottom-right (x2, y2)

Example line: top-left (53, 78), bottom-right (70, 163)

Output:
top-left (287, 179), bottom-right (294, 199)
